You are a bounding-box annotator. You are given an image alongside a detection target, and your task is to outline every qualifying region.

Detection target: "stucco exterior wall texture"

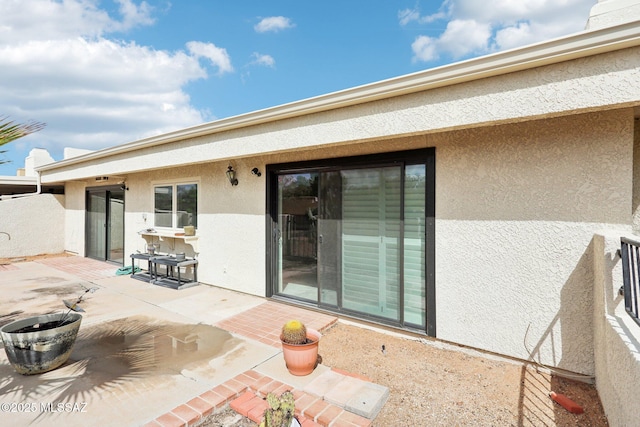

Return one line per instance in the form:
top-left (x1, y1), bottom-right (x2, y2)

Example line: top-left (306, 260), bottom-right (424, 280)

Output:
top-left (50, 43), bottom-right (640, 379)
top-left (435, 110), bottom-right (633, 375)
top-left (92, 108), bottom-right (634, 378)
top-left (0, 194), bottom-right (65, 258)
top-left (593, 232), bottom-right (640, 427)
top-left (64, 181), bottom-right (87, 255)
top-left (123, 161), bottom-right (267, 296)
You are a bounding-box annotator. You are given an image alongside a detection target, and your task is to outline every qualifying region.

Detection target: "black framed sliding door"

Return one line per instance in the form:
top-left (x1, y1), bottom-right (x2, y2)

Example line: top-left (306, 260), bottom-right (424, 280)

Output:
top-left (86, 186), bottom-right (125, 264)
top-left (267, 148), bottom-right (435, 336)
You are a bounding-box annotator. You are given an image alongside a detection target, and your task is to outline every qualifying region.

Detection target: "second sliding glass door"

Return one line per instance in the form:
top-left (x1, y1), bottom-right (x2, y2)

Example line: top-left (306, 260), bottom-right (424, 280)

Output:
top-left (86, 187), bottom-right (125, 264)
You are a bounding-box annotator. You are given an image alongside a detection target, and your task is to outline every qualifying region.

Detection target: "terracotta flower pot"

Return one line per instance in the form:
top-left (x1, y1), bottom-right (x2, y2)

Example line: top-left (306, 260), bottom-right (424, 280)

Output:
top-left (0, 312), bottom-right (82, 375)
top-left (280, 328), bottom-right (321, 376)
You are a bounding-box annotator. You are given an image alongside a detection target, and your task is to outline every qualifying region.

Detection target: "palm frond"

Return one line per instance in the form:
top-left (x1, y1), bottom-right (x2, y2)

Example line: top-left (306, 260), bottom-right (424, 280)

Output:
top-left (0, 116), bottom-right (46, 146)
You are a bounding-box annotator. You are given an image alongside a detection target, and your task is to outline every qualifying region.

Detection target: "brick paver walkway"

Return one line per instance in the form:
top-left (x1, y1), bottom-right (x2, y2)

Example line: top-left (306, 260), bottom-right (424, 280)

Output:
top-left (216, 300), bottom-right (338, 348)
top-left (36, 256), bottom-right (120, 282)
top-left (144, 369), bottom-right (373, 427)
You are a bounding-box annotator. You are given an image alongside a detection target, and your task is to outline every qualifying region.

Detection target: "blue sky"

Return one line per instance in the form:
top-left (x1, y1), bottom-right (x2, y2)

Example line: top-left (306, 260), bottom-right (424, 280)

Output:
top-left (0, 0), bottom-right (596, 176)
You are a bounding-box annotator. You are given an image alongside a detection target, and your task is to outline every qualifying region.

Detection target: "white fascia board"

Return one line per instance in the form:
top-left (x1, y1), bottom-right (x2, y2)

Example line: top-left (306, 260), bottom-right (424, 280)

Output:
top-left (0, 176), bottom-right (37, 185)
top-left (38, 20), bottom-right (640, 173)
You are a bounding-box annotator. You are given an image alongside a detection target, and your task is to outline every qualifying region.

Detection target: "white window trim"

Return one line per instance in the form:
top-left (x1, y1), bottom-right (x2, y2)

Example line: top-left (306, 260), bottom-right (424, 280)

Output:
top-left (152, 178), bottom-right (200, 231)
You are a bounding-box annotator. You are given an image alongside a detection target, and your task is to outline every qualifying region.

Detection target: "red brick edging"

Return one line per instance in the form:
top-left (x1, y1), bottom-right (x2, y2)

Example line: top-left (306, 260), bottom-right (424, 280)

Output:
top-left (143, 369), bottom-right (372, 427)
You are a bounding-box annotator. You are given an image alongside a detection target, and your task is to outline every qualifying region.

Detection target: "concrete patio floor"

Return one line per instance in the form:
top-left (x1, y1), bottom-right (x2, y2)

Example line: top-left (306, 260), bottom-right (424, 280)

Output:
top-left (0, 256), bottom-right (387, 427)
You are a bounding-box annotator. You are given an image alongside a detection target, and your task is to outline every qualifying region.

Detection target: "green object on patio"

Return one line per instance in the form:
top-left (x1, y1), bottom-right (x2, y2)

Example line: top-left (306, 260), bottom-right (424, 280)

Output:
top-left (116, 265), bottom-right (141, 275)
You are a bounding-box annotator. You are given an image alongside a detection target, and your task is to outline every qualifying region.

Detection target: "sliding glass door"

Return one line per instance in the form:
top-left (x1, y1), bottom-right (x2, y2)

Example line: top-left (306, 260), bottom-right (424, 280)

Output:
top-left (340, 167), bottom-right (401, 320)
top-left (269, 149), bottom-right (435, 334)
top-left (86, 187), bottom-right (125, 264)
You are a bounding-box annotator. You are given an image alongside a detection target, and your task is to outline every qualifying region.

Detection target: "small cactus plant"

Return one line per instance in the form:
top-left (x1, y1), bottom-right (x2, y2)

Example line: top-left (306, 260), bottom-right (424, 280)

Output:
top-left (281, 320), bottom-right (307, 345)
top-left (260, 390), bottom-right (297, 427)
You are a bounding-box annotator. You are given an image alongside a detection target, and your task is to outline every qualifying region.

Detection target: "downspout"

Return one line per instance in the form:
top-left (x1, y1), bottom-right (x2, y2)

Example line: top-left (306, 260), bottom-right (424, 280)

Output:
top-left (0, 170), bottom-right (42, 201)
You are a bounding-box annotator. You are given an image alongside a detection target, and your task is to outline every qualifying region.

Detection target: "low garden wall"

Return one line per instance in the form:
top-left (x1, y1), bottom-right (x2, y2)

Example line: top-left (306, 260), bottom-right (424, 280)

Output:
top-left (592, 232), bottom-right (640, 427)
top-left (0, 194), bottom-right (66, 258)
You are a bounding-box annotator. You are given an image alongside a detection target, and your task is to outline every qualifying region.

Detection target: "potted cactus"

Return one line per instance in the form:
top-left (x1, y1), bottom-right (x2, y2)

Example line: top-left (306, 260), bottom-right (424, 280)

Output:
top-left (280, 320), bottom-right (321, 376)
top-left (260, 391), bottom-right (301, 427)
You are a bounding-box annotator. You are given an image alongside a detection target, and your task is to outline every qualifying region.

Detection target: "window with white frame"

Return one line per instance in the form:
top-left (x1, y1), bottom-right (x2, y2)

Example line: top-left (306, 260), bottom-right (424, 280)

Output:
top-left (154, 183), bottom-right (198, 229)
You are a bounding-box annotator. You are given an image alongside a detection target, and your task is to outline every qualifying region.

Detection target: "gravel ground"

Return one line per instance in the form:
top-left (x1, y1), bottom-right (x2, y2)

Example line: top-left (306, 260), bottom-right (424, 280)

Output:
top-left (319, 322), bottom-right (608, 427)
top-left (199, 321), bottom-right (608, 426)
top-left (196, 406), bottom-right (257, 427)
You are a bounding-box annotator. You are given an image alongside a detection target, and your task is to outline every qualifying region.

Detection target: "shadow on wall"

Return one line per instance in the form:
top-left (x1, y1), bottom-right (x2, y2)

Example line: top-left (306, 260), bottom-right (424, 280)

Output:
top-left (524, 240), bottom-right (595, 375)
top-left (514, 237), bottom-right (610, 426)
top-left (592, 233), bottom-right (640, 426)
top-left (516, 364), bottom-right (608, 426)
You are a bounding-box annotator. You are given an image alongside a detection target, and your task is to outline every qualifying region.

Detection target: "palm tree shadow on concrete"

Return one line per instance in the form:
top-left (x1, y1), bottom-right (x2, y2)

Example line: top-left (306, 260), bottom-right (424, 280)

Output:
top-left (0, 315), bottom-right (240, 424)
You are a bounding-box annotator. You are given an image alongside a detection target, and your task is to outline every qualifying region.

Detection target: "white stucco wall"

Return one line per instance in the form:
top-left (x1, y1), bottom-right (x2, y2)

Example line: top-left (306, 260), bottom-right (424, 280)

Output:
top-left (122, 161), bottom-right (267, 296)
top-left (70, 108), bottom-right (627, 376)
top-left (434, 109), bottom-right (633, 375)
top-left (63, 181), bottom-right (86, 256)
top-left (587, 0), bottom-right (640, 29)
top-left (46, 33), bottom-right (640, 377)
top-left (593, 232), bottom-right (640, 427)
top-left (0, 194), bottom-right (65, 258)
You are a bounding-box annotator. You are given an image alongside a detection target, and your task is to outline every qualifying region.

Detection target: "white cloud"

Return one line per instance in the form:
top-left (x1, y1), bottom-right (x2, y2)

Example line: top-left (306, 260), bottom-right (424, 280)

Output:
top-left (399, 8), bottom-right (422, 26)
top-left (113, 0), bottom-right (155, 31)
top-left (250, 53), bottom-right (276, 68)
top-left (411, 19), bottom-right (491, 62)
top-left (438, 19), bottom-right (491, 58)
top-left (0, 0), bottom-right (234, 165)
top-left (254, 16), bottom-right (295, 33)
top-left (404, 0), bottom-right (595, 63)
top-left (411, 36), bottom-right (438, 62)
top-left (494, 22), bottom-right (535, 50)
top-left (187, 41), bottom-right (234, 75)
top-left (0, 36), bottom-right (206, 146)
top-left (399, 7), bottom-right (445, 25)
top-left (0, 0), bottom-right (111, 42)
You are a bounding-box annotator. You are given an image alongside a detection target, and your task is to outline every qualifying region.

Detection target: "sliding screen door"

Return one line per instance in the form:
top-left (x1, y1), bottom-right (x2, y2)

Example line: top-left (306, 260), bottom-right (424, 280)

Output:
top-left (341, 167), bottom-right (401, 321)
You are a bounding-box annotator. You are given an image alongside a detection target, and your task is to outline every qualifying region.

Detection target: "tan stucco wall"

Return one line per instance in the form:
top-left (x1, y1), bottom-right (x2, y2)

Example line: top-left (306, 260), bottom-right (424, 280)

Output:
top-left (633, 118), bottom-right (640, 233)
top-left (593, 232), bottom-right (640, 427)
top-left (434, 109), bottom-right (633, 375)
top-left (0, 194), bottom-right (65, 258)
top-left (67, 108), bottom-right (628, 375)
top-left (64, 181), bottom-right (87, 256)
top-left (123, 162), bottom-right (268, 296)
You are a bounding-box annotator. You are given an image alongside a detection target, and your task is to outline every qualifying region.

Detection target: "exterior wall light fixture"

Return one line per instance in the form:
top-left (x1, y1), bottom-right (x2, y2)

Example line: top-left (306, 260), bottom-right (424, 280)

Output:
top-left (226, 165), bottom-right (238, 186)
top-left (251, 167), bottom-right (262, 177)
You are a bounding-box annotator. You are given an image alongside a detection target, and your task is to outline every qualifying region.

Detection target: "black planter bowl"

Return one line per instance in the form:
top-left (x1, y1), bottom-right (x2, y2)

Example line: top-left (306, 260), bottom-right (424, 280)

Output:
top-left (0, 312), bottom-right (82, 375)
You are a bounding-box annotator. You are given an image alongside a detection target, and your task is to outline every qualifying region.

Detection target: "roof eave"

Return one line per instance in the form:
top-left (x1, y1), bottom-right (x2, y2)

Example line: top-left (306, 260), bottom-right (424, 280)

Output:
top-left (37, 19), bottom-right (640, 173)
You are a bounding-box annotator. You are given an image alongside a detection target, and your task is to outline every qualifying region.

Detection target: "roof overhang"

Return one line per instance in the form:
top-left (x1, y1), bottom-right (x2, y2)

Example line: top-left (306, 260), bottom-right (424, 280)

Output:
top-left (37, 19), bottom-right (640, 174)
top-left (0, 176), bottom-right (37, 186)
